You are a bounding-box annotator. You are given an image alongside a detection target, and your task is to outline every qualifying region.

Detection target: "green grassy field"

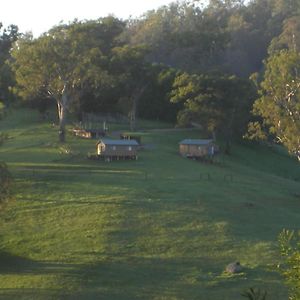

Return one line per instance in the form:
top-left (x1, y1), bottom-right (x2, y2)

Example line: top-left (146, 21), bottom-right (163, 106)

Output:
top-left (0, 109), bottom-right (299, 299)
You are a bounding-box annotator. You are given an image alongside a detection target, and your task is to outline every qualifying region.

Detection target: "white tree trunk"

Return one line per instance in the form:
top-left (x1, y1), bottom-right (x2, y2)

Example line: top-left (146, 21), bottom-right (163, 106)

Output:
top-left (57, 84), bottom-right (69, 143)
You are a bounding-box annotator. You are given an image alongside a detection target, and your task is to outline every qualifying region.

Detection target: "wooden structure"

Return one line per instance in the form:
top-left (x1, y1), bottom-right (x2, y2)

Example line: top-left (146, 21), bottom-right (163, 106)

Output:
top-left (96, 139), bottom-right (139, 161)
top-left (179, 139), bottom-right (216, 159)
top-left (73, 128), bottom-right (105, 139)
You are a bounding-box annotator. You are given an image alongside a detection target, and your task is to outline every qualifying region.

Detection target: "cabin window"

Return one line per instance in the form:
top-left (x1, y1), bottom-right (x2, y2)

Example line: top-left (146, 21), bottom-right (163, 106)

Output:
top-left (128, 146), bottom-right (132, 151)
top-left (112, 146), bottom-right (116, 151)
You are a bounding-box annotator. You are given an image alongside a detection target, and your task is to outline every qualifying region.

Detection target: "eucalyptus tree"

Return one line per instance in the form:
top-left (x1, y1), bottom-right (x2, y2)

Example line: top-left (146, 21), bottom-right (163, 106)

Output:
top-left (127, 1), bottom-right (228, 74)
top-left (269, 15), bottom-right (300, 53)
top-left (248, 50), bottom-right (300, 160)
top-left (0, 23), bottom-right (19, 104)
top-left (12, 17), bottom-right (125, 142)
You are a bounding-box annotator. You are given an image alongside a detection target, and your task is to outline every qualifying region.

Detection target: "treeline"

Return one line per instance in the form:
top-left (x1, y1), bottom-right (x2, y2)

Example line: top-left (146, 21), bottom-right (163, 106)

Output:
top-left (0, 0), bottom-right (299, 157)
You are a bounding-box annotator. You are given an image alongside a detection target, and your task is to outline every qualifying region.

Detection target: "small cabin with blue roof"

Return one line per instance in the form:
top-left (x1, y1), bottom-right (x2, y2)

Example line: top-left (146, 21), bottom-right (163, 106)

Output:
top-left (96, 139), bottom-right (139, 161)
top-left (179, 139), bottom-right (216, 159)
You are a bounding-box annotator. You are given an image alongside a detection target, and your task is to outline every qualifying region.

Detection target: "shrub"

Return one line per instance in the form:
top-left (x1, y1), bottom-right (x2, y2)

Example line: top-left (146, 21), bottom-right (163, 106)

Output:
top-left (241, 287), bottom-right (267, 300)
top-left (278, 229), bottom-right (300, 300)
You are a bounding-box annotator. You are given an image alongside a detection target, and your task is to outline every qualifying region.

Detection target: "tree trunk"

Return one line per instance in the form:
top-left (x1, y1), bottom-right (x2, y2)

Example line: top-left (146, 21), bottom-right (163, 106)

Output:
top-left (212, 131), bottom-right (217, 141)
top-left (130, 95), bottom-right (138, 131)
top-left (57, 84), bottom-right (69, 143)
top-left (129, 85), bottom-right (147, 131)
top-left (57, 102), bottom-right (66, 143)
top-left (224, 139), bottom-right (231, 155)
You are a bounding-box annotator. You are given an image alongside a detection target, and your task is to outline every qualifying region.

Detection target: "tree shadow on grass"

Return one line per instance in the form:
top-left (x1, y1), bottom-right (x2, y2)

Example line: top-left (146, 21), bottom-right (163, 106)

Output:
top-left (0, 252), bottom-right (288, 300)
top-left (0, 251), bottom-right (76, 275)
top-left (65, 257), bottom-right (284, 300)
top-left (0, 251), bottom-right (80, 299)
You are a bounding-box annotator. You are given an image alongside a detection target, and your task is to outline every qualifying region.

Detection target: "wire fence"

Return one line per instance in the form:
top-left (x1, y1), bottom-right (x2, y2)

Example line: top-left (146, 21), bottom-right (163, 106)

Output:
top-left (12, 166), bottom-right (237, 185)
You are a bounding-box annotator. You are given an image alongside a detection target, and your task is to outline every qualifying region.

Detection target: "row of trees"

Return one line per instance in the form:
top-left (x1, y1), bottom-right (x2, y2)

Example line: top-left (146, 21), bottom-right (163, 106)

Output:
top-left (0, 1), bottom-right (299, 296)
top-left (0, 0), bottom-right (299, 160)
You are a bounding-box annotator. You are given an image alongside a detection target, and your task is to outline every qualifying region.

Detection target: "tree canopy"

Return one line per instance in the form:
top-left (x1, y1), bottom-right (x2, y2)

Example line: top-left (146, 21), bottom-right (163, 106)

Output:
top-left (0, 23), bottom-right (19, 105)
top-left (12, 18), bottom-right (125, 142)
top-left (1, 0), bottom-right (299, 155)
top-left (171, 72), bottom-right (256, 151)
top-left (249, 50), bottom-right (300, 160)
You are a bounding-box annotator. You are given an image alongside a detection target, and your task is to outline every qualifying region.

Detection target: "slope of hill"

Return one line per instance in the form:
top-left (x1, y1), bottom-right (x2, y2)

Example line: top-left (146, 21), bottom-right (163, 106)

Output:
top-left (0, 109), bottom-right (299, 299)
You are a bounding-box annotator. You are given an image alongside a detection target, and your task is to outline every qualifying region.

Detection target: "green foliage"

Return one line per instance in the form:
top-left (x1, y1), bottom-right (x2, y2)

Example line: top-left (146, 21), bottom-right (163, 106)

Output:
top-left (0, 24), bottom-right (19, 105)
top-left (278, 229), bottom-right (300, 300)
top-left (269, 16), bottom-right (300, 53)
top-left (250, 50), bottom-right (300, 160)
top-left (171, 72), bottom-right (256, 144)
top-left (111, 44), bottom-right (150, 130)
top-left (126, 0), bottom-right (295, 77)
top-left (241, 287), bottom-right (268, 300)
top-left (11, 18), bottom-right (126, 141)
top-left (244, 122), bottom-right (268, 141)
top-left (128, 1), bottom-right (229, 73)
top-left (137, 65), bottom-right (181, 122)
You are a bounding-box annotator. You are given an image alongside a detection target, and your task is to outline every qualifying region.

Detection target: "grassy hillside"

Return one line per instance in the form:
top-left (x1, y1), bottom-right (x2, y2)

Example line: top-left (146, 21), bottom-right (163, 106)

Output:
top-left (0, 109), bottom-right (299, 299)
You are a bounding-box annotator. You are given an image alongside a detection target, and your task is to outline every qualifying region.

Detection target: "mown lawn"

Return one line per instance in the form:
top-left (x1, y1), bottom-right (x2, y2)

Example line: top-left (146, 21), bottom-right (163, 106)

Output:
top-left (0, 109), bottom-right (299, 299)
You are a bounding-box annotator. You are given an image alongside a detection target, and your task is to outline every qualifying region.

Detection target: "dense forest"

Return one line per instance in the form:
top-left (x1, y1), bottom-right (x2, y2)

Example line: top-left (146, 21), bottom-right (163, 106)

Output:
top-left (1, 0), bottom-right (300, 158)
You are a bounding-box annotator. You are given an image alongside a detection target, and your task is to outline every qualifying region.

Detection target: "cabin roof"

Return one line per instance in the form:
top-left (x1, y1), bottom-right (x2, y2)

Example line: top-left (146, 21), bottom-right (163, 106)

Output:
top-left (97, 139), bottom-right (139, 146)
top-left (179, 139), bottom-right (214, 145)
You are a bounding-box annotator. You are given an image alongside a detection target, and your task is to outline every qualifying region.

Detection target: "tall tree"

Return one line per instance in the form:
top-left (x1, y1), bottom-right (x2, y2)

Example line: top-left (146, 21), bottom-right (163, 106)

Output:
top-left (12, 18), bottom-right (124, 142)
top-left (127, 1), bottom-right (228, 73)
top-left (269, 15), bottom-right (300, 53)
top-left (248, 50), bottom-right (300, 160)
top-left (171, 72), bottom-right (256, 151)
top-left (111, 44), bottom-right (150, 131)
top-left (138, 65), bottom-right (181, 122)
top-left (0, 23), bottom-right (19, 105)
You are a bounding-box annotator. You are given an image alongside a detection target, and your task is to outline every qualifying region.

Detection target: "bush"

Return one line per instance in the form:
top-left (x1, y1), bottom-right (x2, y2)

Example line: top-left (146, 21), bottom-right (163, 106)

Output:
top-left (0, 162), bottom-right (13, 209)
top-left (241, 287), bottom-right (267, 300)
top-left (278, 229), bottom-right (300, 300)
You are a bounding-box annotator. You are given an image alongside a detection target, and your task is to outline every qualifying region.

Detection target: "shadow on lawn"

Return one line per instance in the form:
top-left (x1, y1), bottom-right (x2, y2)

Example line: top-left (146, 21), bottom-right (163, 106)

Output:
top-left (63, 258), bottom-right (286, 300)
top-left (62, 257), bottom-right (222, 300)
top-left (0, 252), bottom-right (208, 299)
top-left (0, 251), bottom-right (286, 300)
top-left (0, 251), bottom-right (77, 275)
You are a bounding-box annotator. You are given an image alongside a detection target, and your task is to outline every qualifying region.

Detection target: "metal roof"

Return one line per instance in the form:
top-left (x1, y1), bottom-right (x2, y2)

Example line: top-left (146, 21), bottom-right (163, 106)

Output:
top-left (179, 139), bottom-right (214, 145)
top-left (98, 139), bottom-right (139, 146)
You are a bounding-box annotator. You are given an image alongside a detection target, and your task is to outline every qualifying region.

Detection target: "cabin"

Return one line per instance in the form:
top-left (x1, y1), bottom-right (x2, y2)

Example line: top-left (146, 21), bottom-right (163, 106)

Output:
top-left (96, 139), bottom-right (139, 161)
top-left (179, 139), bottom-right (216, 159)
top-left (73, 128), bottom-right (105, 139)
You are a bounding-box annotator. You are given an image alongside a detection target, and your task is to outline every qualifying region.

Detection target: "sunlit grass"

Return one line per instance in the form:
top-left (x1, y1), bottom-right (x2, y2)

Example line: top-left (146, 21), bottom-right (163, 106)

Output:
top-left (0, 109), bottom-right (299, 299)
